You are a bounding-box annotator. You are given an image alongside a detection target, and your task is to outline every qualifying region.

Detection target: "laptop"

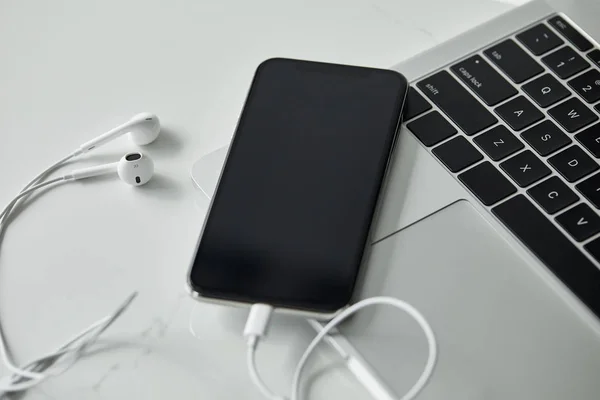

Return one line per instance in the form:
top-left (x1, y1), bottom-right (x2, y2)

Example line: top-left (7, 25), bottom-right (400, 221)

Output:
top-left (192, 0), bottom-right (600, 397)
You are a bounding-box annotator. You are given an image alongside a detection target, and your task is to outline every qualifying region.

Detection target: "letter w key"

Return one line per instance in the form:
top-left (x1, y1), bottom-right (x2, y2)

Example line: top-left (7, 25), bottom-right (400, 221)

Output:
top-left (550, 98), bottom-right (599, 133)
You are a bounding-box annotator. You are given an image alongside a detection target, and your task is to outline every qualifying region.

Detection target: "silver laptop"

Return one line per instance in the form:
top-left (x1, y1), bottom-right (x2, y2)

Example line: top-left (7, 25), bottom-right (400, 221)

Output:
top-left (192, 0), bottom-right (600, 397)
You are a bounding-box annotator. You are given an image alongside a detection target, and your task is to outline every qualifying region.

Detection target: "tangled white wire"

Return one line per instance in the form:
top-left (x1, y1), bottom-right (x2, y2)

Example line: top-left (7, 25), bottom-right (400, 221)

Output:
top-left (0, 293), bottom-right (137, 393)
top-left (244, 296), bottom-right (438, 400)
top-left (0, 150), bottom-right (136, 393)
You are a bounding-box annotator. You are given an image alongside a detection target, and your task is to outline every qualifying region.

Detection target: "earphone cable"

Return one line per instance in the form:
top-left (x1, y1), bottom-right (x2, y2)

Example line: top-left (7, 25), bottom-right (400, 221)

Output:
top-left (0, 148), bottom-right (109, 385)
top-left (0, 292), bottom-right (138, 392)
top-left (0, 150), bottom-right (80, 224)
top-left (0, 178), bottom-right (67, 222)
top-left (0, 112), bottom-right (160, 391)
top-left (0, 177), bottom-right (69, 380)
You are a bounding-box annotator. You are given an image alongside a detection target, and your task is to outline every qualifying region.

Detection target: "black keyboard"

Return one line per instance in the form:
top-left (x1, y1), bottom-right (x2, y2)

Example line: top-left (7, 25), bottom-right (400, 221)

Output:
top-left (405, 15), bottom-right (600, 318)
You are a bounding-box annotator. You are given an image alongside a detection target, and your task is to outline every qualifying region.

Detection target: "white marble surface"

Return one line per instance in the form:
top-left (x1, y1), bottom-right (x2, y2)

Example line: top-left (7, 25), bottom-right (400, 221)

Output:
top-left (0, 0), bottom-right (523, 398)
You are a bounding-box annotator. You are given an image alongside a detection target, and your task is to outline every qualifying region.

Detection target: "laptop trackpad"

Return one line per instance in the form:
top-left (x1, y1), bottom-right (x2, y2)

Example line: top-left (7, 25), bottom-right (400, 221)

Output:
top-left (340, 200), bottom-right (600, 399)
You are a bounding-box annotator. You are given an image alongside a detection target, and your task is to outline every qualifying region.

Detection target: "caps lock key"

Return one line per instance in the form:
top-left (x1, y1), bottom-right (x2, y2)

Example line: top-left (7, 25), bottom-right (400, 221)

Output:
top-left (451, 55), bottom-right (518, 106)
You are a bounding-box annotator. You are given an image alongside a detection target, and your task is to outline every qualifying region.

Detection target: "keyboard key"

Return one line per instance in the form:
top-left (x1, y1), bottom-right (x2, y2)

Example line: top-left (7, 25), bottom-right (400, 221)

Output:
top-left (542, 46), bottom-right (590, 79)
top-left (493, 195), bottom-right (600, 318)
top-left (484, 39), bottom-right (544, 83)
top-left (549, 97), bottom-right (598, 133)
top-left (528, 176), bottom-right (579, 214)
top-left (568, 69), bottom-right (600, 103)
top-left (404, 87), bottom-right (432, 121)
top-left (517, 24), bottom-right (564, 55)
top-left (549, 145), bottom-right (599, 182)
top-left (576, 173), bottom-right (600, 209)
top-left (451, 55), bottom-right (518, 106)
top-left (556, 203), bottom-right (600, 242)
top-left (523, 74), bottom-right (570, 108)
top-left (496, 96), bottom-right (544, 131)
top-left (548, 16), bottom-right (593, 52)
top-left (589, 50), bottom-right (600, 68)
top-left (501, 150), bottom-right (551, 187)
top-left (474, 125), bottom-right (524, 161)
top-left (576, 124), bottom-right (600, 157)
top-left (596, 104), bottom-right (600, 113)
top-left (417, 71), bottom-right (497, 135)
top-left (521, 120), bottom-right (571, 156)
top-left (433, 136), bottom-right (483, 172)
top-left (407, 111), bottom-right (457, 147)
top-left (459, 161), bottom-right (516, 205)
top-left (585, 237), bottom-right (600, 263)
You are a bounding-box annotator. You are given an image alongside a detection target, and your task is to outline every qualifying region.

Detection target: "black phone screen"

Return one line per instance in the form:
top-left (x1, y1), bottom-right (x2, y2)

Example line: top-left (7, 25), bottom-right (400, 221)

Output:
top-left (189, 58), bottom-right (407, 312)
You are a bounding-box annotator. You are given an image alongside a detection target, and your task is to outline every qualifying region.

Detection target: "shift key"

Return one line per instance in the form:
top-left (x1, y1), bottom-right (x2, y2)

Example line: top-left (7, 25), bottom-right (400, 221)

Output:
top-left (451, 55), bottom-right (518, 106)
top-left (417, 70), bottom-right (498, 135)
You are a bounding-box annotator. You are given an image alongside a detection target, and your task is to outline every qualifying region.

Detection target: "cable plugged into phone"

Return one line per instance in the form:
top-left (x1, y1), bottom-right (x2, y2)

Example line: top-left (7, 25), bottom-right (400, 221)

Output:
top-left (243, 298), bottom-right (438, 400)
top-left (244, 304), bottom-right (287, 400)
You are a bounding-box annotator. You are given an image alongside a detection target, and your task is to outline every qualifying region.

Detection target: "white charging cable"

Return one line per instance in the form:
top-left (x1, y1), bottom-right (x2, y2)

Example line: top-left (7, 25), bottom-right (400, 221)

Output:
top-left (244, 297), bottom-right (437, 400)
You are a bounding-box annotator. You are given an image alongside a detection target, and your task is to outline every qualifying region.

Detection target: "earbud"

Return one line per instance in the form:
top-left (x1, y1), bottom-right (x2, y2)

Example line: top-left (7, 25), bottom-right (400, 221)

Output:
top-left (66, 152), bottom-right (154, 186)
top-left (78, 113), bottom-right (161, 153)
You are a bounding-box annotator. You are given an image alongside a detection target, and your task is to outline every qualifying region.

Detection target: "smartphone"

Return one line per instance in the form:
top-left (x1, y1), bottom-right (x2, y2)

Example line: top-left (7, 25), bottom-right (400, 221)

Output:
top-left (187, 58), bottom-right (408, 317)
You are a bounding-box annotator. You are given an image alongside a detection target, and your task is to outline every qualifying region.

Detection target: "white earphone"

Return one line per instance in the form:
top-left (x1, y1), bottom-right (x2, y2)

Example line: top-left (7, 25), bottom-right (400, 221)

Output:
top-left (78, 112), bottom-right (161, 153)
top-left (67, 152), bottom-right (155, 186)
top-left (62, 113), bottom-right (161, 186)
top-left (0, 113), bottom-right (162, 394)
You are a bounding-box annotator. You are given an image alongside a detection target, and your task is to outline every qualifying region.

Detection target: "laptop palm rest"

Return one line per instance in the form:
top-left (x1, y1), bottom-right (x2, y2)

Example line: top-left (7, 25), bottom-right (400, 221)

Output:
top-left (341, 199), bottom-right (600, 399)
